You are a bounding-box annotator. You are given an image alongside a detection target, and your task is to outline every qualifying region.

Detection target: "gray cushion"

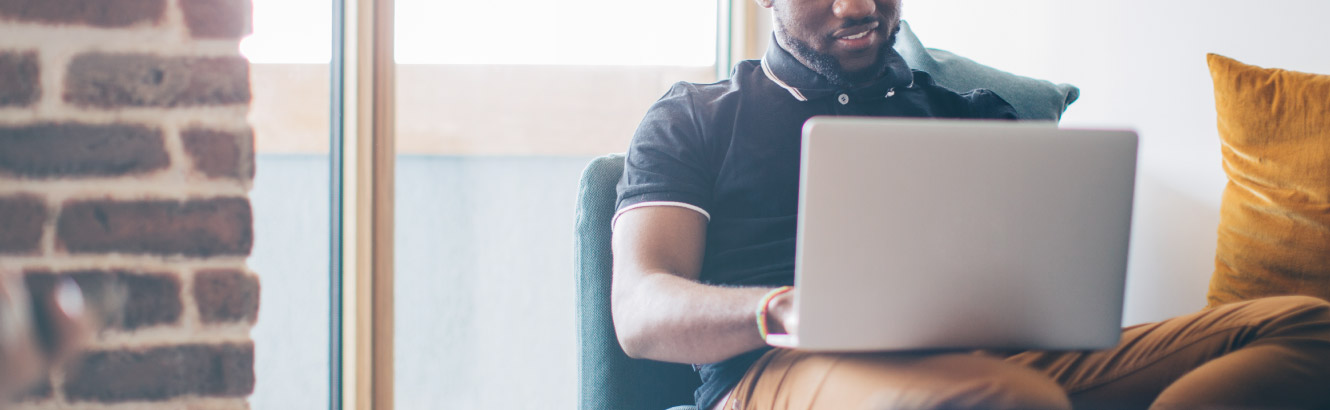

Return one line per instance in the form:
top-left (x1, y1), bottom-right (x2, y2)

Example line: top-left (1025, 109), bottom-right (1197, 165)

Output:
top-left (577, 154), bottom-right (700, 410)
top-left (893, 20), bottom-right (1079, 121)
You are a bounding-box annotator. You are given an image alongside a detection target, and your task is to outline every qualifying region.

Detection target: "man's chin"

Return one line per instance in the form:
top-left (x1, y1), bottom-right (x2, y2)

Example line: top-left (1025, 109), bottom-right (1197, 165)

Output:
top-left (837, 30), bottom-right (896, 71)
top-left (838, 45), bottom-right (897, 84)
top-left (781, 27), bottom-right (897, 88)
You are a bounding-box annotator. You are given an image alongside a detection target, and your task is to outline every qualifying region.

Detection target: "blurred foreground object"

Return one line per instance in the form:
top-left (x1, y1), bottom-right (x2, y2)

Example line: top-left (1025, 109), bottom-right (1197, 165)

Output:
top-left (0, 270), bottom-right (123, 399)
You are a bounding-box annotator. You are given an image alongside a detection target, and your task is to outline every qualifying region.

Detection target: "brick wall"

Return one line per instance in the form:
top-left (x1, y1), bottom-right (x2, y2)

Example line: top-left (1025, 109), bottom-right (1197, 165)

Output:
top-left (0, 0), bottom-right (258, 408)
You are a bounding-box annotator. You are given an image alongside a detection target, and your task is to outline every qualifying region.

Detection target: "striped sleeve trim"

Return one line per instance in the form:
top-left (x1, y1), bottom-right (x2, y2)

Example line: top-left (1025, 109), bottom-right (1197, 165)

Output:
top-left (611, 201), bottom-right (711, 231)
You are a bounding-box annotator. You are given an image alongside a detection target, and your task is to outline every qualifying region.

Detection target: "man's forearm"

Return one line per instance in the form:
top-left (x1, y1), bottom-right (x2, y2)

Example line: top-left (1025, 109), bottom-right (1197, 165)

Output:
top-left (613, 272), bottom-right (773, 364)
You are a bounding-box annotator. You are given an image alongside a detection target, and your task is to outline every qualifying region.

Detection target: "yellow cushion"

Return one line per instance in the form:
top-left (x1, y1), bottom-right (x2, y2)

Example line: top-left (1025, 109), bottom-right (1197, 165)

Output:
top-left (1206, 53), bottom-right (1330, 307)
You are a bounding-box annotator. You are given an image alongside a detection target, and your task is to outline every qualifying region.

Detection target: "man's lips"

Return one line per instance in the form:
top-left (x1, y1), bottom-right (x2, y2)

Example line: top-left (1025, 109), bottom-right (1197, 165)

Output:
top-left (832, 22), bottom-right (880, 40)
top-left (832, 22), bottom-right (880, 50)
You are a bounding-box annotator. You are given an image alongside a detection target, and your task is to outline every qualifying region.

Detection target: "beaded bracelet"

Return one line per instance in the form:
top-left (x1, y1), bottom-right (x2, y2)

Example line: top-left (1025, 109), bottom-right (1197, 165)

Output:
top-left (755, 286), bottom-right (794, 341)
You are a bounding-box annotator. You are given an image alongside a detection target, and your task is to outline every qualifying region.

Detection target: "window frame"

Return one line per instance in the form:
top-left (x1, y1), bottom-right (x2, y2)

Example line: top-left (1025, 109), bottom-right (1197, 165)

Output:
top-left (332, 0), bottom-right (758, 408)
top-left (333, 0), bottom-right (395, 409)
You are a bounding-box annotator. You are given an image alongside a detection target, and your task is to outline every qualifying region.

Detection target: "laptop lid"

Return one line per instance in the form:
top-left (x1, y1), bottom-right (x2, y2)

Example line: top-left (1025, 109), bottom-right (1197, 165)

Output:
top-left (784, 117), bottom-right (1137, 352)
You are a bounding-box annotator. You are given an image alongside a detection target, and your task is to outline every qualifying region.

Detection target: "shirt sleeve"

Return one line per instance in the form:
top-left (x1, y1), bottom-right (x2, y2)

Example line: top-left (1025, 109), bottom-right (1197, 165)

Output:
top-left (615, 82), bottom-right (715, 224)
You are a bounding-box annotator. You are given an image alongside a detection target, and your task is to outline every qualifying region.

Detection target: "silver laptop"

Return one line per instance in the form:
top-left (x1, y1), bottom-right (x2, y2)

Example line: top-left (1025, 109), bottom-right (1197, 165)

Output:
top-left (765, 117), bottom-right (1137, 352)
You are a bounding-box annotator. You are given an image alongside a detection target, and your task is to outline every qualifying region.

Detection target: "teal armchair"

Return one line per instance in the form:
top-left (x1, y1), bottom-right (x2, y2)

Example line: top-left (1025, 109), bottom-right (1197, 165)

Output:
top-left (575, 154), bottom-right (700, 410)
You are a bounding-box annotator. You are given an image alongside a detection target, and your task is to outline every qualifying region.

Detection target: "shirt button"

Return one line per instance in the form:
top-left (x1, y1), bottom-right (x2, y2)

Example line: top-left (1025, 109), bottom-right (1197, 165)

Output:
top-left (837, 93), bottom-right (850, 105)
top-left (885, 88), bottom-right (896, 98)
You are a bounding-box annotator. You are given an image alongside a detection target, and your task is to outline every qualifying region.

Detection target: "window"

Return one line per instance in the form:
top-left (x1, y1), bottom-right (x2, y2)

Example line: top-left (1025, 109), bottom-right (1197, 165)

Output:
top-left (392, 0), bottom-right (720, 407)
top-left (240, 0), bottom-right (334, 408)
top-left (241, 0), bottom-right (755, 407)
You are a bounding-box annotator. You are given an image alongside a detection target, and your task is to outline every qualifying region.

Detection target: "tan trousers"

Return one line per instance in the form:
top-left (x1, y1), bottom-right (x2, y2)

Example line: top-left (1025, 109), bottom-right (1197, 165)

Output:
top-left (721, 296), bottom-right (1330, 410)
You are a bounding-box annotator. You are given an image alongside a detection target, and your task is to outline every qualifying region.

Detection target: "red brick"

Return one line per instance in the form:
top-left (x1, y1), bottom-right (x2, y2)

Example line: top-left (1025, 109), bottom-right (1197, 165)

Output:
top-left (0, 51), bottom-right (39, 107)
top-left (63, 343), bottom-right (255, 402)
top-left (0, 195), bottom-right (45, 254)
top-left (93, 271), bottom-right (181, 330)
top-left (57, 198), bottom-right (252, 257)
top-left (180, 0), bottom-right (252, 39)
top-left (0, 123), bottom-right (168, 178)
top-left (194, 269), bottom-right (258, 324)
top-left (182, 128), bottom-right (254, 180)
top-left (0, 0), bottom-right (165, 28)
top-left (64, 54), bottom-right (250, 108)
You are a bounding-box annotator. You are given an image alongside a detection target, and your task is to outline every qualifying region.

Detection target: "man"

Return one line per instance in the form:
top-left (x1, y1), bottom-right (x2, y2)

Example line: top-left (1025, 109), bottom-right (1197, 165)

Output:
top-left (611, 0), bottom-right (1330, 409)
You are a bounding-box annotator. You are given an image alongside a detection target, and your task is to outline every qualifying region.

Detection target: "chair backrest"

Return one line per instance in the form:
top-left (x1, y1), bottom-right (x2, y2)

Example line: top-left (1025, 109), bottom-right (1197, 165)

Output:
top-left (576, 154), bottom-right (701, 410)
top-left (892, 20), bottom-right (1079, 121)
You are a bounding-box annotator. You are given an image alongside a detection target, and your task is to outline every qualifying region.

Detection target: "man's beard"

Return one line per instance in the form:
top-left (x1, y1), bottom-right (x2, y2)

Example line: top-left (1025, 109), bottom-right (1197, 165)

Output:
top-left (779, 22), bottom-right (899, 89)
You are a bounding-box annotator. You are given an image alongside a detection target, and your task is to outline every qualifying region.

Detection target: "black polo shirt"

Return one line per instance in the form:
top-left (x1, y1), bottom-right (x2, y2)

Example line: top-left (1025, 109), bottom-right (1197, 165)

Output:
top-left (615, 37), bottom-right (1018, 409)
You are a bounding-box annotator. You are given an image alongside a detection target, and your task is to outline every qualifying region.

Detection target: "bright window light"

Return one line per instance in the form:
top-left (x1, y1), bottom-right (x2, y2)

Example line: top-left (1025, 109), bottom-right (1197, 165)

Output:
top-left (240, 0), bottom-right (333, 64)
top-left (242, 0), bottom-right (717, 66)
top-left (394, 0), bottom-right (717, 66)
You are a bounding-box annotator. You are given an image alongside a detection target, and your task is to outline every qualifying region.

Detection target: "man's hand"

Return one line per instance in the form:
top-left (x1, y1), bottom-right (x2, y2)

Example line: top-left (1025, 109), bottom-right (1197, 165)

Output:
top-left (765, 290), bottom-right (798, 337)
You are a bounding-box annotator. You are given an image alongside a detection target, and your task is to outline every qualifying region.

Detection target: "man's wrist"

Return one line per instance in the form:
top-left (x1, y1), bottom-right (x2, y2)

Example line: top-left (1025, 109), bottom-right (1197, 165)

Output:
top-left (755, 286), bottom-right (793, 341)
top-left (766, 291), bottom-right (795, 335)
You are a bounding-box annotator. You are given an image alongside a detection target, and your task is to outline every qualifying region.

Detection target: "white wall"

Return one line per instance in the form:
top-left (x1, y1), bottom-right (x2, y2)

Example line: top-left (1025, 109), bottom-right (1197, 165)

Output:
top-left (902, 0), bottom-right (1330, 325)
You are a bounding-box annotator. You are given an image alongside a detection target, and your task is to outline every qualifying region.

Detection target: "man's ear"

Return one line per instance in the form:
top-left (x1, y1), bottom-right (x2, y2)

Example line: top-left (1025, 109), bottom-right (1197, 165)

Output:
top-left (754, 0), bottom-right (774, 9)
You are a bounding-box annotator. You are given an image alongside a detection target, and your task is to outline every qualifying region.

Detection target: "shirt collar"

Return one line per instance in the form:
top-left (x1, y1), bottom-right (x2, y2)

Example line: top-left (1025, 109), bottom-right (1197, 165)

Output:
top-left (760, 34), bottom-right (914, 102)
